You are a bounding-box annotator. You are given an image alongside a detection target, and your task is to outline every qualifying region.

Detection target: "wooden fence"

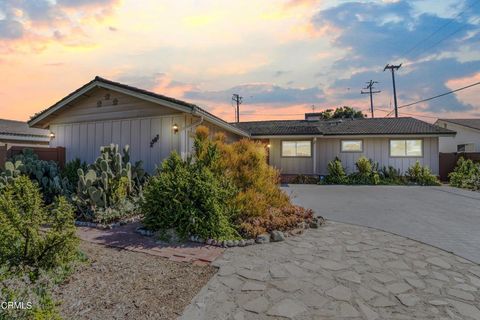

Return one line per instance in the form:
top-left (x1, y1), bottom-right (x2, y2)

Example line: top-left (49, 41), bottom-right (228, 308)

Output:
top-left (439, 152), bottom-right (480, 181)
top-left (0, 146), bottom-right (66, 169)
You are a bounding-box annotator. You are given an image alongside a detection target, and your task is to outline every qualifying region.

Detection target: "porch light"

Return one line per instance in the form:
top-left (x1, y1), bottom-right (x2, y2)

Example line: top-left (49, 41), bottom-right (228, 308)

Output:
top-left (49, 132), bottom-right (55, 139)
top-left (172, 123), bottom-right (179, 134)
top-left (267, 144), bottom-right (271, 148)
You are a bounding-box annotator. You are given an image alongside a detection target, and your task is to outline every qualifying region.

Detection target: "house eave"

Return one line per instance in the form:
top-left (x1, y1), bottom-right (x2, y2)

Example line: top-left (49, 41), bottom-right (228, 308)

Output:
top-left (251, 133), bottom-right (455, 139)
top-left (28, 79), bottom-right (250, 137)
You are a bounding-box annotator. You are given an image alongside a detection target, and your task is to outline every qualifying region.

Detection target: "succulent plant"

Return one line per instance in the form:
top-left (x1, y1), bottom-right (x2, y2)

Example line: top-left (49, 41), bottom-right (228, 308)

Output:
top-left (74, 144), bottom-right (147, 223)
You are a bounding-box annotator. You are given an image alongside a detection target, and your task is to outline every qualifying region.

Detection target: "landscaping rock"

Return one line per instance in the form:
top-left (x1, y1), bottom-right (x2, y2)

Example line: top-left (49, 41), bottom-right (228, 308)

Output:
top-left (270, 230), bottom-right (285, 242)
top-left (227, 240), bottom-right (234, 247)
top-left (256, 234), bottom-right (270, 244)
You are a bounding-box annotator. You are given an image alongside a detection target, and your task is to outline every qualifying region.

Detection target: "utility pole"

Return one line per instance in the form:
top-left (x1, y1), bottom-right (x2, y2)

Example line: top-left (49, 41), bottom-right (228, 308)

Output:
top-left (361, 80), bottom-right (381, 118)
top-left (232, 94), bottom-right (243, 123)
top-left (383, 64), bottom-right (401, 118)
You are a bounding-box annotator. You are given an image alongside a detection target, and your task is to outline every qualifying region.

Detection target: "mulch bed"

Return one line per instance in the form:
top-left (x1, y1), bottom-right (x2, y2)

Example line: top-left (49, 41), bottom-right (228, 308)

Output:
top-left (53, 241), bottom-right (216, 320)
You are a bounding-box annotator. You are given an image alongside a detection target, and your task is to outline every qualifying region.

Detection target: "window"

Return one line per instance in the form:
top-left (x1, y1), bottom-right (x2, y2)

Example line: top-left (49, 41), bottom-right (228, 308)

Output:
top-left (281, 141), bottom-right (311, 157)
top-left (390, 139), bottom-right (423, 157)
top-left (457, 144), bottom-right (475, 152)
top-left (341, 140), bottom-right (363, 152)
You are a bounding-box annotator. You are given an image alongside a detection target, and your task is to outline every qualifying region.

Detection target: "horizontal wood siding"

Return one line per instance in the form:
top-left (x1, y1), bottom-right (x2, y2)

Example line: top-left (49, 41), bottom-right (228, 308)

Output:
top-left (269, 139), bottom-right (314, 174)
top-left (316, 137), bottom-right (439, 175)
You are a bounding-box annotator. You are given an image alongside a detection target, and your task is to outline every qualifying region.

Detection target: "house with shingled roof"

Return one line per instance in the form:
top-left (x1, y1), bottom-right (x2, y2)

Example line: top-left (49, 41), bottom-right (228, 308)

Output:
top-left (28, 77), bottom-right (455, 176)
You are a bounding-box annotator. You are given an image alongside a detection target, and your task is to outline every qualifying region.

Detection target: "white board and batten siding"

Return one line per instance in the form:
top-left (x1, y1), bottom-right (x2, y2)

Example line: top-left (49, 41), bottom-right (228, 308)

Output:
top-left (47, 87), bottom-right (244, 173)
top-left (48, 87), bottom-right (187, 173)
top-left (268, 137), bottom-right (439, 175)
top-left (50, 116), bottom-right (185, 173)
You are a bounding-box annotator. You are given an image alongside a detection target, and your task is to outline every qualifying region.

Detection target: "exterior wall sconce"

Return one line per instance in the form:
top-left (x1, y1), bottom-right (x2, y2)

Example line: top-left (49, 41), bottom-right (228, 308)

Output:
top-left (49, 132), bottom-right (55, 140)
top-left (172, 123), bottom-right (179, 134)
top-left (267, 144), bottom-right (271, 148)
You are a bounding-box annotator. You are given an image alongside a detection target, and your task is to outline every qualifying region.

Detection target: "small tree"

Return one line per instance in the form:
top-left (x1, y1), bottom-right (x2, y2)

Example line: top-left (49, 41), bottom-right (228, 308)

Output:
top-left (0, 176), bottom-right (78, 275)
top-left (316, 106), bottom-right (365, 119)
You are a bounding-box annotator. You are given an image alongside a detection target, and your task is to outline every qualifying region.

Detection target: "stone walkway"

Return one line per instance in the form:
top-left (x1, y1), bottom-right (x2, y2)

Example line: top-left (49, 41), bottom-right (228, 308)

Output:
top-left (76, 222), bottom-right (224, 265)
top-left (181, 221), bottom-right (480, 320)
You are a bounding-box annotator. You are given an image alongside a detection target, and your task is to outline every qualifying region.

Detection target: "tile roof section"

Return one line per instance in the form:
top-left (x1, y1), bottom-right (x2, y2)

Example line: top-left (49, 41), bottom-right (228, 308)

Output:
top-left (233, 117), bottom-right (455, 136)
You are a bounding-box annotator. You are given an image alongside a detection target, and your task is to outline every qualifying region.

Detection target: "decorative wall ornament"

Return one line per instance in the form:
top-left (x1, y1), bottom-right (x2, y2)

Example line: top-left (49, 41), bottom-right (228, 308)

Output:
top-left (150, 134), bottom-right (159, 148)
top-left (113, 98), bottom-right (118, 105)
top-left (105, 93), bottom-right (111, 100)
top-left (97, 100), bottom-right (102, 107)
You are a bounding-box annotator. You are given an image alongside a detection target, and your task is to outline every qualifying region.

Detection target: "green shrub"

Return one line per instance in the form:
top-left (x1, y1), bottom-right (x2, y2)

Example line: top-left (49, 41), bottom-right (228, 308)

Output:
top-left (325, 157), bottom-right (348, 184)
top-left (290, 174), bottom-right (319, 184)
top-left (141, 126), bottom-right (311, 240)
top-left (73, 144), bottom-right (146, 223)
top-left (405, 161), bottom-right (440, 186)
top-left (141, 151), bottom-right (239, 240)
top-left (448, 157), bottom-right (480, 190)
top-left (0, 267), bottom-right (61, 320)
top-left (349, 157), bottom-right (380, 185)
top-left (379, 166), bottom-right (405, 184)
top-left (61, 158), bottom-right (87, 187)
top-left (4, 149), bottom-right (72, 203)
top-left (0, 176), bottom-right (78, 275)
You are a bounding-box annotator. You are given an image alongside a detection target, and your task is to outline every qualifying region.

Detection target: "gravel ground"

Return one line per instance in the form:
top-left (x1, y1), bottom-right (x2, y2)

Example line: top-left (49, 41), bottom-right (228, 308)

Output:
top-left (53, 241), bottom-right (216, 320)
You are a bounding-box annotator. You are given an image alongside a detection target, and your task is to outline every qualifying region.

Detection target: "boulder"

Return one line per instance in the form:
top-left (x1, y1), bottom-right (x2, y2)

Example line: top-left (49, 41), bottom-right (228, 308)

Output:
top-left (271, 230), bottom-right (286, 242)
top-left (256, 234), bottom-right (270, 244)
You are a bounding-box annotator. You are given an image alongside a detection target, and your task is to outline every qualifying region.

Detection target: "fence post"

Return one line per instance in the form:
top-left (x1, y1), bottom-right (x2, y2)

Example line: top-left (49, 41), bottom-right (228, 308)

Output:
top-left (57, 147), bottom-right (66, 168)
top-left (0, 145), bottom-right (7, 170)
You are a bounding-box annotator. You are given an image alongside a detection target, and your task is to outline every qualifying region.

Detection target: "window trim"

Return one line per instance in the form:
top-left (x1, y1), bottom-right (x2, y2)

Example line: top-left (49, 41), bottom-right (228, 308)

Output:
top-left (340, 139), bottom-right (364, 153)
top-left (280, 140), bottom-right (312, 158)
top-left (389, 139), bottom-right (424, 158)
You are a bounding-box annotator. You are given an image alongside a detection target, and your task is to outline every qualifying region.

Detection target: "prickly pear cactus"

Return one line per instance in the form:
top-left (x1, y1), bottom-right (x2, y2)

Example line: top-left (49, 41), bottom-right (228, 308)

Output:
top-left (1, 149), bottom-right (72, 203)
top-left (74, 144), bottom-right (147, 223)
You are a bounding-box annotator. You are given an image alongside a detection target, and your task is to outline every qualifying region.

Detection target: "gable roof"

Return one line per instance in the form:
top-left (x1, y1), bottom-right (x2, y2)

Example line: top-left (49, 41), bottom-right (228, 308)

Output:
top-left (232, 117), bottom-right (456, 137)
top-left (0, 119), bottom-right (49, 141)
top-left (437, 119), bottom-right (480, 131)
top-left (28, 76), bottom-right (249, 137)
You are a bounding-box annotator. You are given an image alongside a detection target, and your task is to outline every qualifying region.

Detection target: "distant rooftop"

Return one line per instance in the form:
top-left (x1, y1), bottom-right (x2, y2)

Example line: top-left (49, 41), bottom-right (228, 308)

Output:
top-left (0, 119), bottom-right (49, 138)
top-left (438, 119), bottom-right (480, 131)
top-left (232, 117), bottom-right (455, 136)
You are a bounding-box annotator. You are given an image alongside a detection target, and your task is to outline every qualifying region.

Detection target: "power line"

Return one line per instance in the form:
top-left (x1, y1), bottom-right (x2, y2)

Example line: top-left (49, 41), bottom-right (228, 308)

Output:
top-left (383, 64), bottom-right (402, 117)
top-left (361, 80), bottom-right (381, 118)
top-left (409, 16), bottom-right (480, 60)
top-left (232, 94), bottom-right (243, 123)
top-left (399, 81), bottom-right (480, 109)
top-left (384, 80), bottom-right (480, 117)
top-left (400, 0), bottom-right (480, 59)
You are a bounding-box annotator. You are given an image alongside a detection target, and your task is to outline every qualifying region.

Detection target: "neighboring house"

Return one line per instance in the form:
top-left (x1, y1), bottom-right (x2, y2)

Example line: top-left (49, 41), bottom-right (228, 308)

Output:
top-left (28, 77), bottom-right (249, 173)
top-left (434, 119), bottom-right (480, 153)
top-left (0, 119), bottom-right (50, 148)
top-left (28, 77), bottom-right (455, 175)
top-left (234, 114), bottom-right (454, 176)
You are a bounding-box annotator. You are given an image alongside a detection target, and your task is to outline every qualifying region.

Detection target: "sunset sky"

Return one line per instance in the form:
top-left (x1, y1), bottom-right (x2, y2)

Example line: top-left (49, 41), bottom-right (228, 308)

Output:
top-left (1, 0), bottom-right (479, 123)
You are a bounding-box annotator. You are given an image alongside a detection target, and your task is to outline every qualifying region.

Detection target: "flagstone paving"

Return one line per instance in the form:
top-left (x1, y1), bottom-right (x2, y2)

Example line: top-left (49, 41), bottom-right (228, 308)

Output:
top-left (180, 221), bottom-right (480, 320)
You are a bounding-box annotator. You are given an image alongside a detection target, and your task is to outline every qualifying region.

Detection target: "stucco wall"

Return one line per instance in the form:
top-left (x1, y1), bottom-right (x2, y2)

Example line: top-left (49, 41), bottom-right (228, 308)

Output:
top-left (268, 136), bottom-right (439, 175)
top-left (435, 120), bottom-right (480, 153)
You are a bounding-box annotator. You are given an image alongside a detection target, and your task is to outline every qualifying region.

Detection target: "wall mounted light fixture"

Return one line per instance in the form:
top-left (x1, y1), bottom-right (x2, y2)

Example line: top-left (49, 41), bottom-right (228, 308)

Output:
top-left (49, 132), bottom-right (55, 139)
top-left (172, 123), bottom-right (179, 134)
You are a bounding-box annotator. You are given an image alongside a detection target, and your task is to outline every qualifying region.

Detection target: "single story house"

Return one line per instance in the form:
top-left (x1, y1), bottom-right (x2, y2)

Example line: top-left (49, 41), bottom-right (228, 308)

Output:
top-left (0, 119), bottom-right (50, 148)
top-left (434, 119), bottom-right (480, 153)
top-left (233, 114), bottom-right (454, 176)
top-left (28, 77), bottom-right (455, 175)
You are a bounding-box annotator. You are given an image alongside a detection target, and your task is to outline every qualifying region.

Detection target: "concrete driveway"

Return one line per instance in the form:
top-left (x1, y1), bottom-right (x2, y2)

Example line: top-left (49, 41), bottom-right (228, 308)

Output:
top-left (283, 185), bottom-right (480, 264)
